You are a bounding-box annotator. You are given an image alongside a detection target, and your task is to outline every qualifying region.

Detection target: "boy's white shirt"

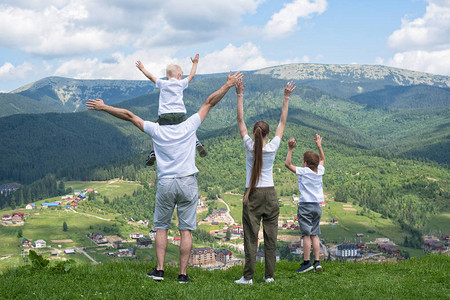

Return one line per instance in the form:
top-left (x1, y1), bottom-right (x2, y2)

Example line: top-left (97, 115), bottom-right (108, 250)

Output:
top-left (295, 165), bottom-right (325, 203)
top-left (155, 77), bottom-right (189, 115)
top-left (243, 135), bottom-right (281, 188)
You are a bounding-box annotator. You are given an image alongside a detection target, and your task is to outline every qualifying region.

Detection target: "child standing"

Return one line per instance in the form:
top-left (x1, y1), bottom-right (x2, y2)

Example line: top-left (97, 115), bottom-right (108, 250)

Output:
top-left (285, 134), bottom-right (325, 273)
top-left (136, 54), bottom-right (207, 166)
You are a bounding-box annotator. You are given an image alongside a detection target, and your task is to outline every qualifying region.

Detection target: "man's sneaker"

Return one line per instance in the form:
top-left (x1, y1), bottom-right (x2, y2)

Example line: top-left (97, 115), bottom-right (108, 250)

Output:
top-left (234, 276), bottom-right (253, 285)
top-left (146, 151), bottom-right (156, 166)
top-left (297, 261), bottom-right (314, 273)
top-left (263, 276), bottom-right (275, 283)
top-left (147, 268), bottom-right (164, 281)
top-left (196, 141), bottom-right (207, 157)
top-left (313, 261), bottom-right (322, 272)
top-left (178, 274), bottom-right (190, 283)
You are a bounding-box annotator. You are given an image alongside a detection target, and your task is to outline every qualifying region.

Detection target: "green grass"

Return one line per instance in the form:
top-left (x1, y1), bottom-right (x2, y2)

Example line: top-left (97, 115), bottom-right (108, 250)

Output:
top-left (66, 180), bottom-right (142, 199)
top-left (0, 255), bottom-right (447, 299)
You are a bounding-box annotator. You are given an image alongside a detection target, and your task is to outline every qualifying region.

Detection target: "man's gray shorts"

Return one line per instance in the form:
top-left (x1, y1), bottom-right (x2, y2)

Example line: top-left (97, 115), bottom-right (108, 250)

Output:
top-left (297, 202), bottom-right (322, 236)
top-left (154, 175), bottom-right (198, 230)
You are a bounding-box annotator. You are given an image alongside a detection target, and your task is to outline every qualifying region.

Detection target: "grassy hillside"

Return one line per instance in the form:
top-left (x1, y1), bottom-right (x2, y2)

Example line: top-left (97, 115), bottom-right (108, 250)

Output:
top-left (0, 93), bottom-right (60, 117)
top-left (0, 255), bottom-right (447, 299)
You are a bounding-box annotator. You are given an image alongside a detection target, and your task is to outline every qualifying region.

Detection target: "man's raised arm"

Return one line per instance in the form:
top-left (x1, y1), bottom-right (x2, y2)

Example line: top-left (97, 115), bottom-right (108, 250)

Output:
top-left (197, 71), bottom-right (244, 122)
top-left (86, 99), bottom-right (144, 132)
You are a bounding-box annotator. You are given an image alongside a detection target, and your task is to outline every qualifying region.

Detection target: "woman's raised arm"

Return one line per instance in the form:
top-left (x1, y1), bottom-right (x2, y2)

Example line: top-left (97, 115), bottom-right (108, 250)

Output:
top-left (275, 81), bottom-right (295, 139)
top-left (235, 79), bottom-right (248, 138)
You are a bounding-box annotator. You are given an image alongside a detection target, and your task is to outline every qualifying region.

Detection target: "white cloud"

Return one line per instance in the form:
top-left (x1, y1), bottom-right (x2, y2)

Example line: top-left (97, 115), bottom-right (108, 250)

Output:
top-left (388, 49), bottom-right (450, 75)
top-left (53, 43), bottom-right (296, 80)
top-left (199, 43), bottom-right (296, 73)
top-left (386, 0), bottom-right (450, 75)
top-left (0, 62), bottom-right (33, 80)
top-left (264, 0), bottom-right (327, 39)
top-left (388, 0), bottom-right (450, 51)
top-left (0, 0), bottom-right (264, 57)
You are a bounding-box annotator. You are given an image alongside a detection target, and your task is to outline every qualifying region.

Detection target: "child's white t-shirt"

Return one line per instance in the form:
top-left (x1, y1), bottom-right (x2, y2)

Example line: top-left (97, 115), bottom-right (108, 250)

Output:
top-left (296, 165), bottom-right (325, 203)
top-left (243, 135), bottom-right (281, 188)
top-left (155, 77), bottom-right (188, 115)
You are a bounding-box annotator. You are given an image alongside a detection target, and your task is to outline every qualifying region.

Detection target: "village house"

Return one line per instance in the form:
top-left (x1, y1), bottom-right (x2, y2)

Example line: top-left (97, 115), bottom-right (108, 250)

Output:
top-left (189, 247), bottom-right (215, 266)
top-left (379, 244), bottom-right (401, 256)
top-left (91, 232), bottom-right (108, 244)
top-left (113, 241), bottom-right (123, 249)
top-left (34, 240), bottom-right (47, 248)
top-left (229, 225), bottom-right (244, 235)
top-left (318, 201), bottom-right (326, 207)
top-left (136, 237), bottom-right (153, 248)
top-left (336, 244), bottom-right (358, 258)
top-left (41, 202), bottom-right (60, 208)
top-left (330, 217), bottom-right (339, 224)
top-left (70, 201), bottom-right (78, 208)
top-left (256, 250), bottom-right (280, 263)
top-left (64, 249), bottom-right (76, 254)
top-left (25, 203), bottom-right (36, 210)
top-left (129, 232), bottom-right (144, 239)
top-left (215, 249), bottom-right (232, 264)
top-left (2, 214), bottom-right (12, 222)
top-left (149, 229), bottom-right (157, 240)
top-left (117, 248), bottom-right (134, 257)
top-left (11, 213), bottom-right (24, 224)
top-left (21, 238), bottom-right (32, 247)
top-left (375, 238), bottom-right (390, 244)
top-left (423, 239), bottom-right (445, 253)
top-left (173, 237), bottom-right (181, 246)
top-left (292, 195), bottom-right (299, 204)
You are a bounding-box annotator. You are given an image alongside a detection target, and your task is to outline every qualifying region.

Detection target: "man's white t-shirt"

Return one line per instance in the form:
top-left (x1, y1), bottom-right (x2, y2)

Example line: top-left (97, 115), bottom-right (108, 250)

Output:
top-left (296, 165), bottom-right (325, 203)
top-left (143, 113), bottom-right (201, 179)
top-left (155, 78), bottom-right (188, 115)
top-left (243, 135), bottom-right (281, 188)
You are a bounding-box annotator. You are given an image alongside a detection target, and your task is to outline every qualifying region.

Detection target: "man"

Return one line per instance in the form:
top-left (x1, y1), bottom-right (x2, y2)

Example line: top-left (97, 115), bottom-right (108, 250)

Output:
top-left (86, 71), bottom-right (243, 283)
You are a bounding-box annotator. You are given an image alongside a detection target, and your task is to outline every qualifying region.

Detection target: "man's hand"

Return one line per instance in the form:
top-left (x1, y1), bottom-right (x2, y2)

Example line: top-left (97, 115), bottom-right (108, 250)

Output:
top-left (284, 81), bottom-right (296, 97)
top-left (86, 99), bottom-right (106, 111)
top-left (191, 54), bottom-right (199, 64)
top-left (226, 71), bottom-right (244, 87)
top-left (136, 60), bottom-right (145, 72)
top-left (288, 138), bottom-right (297, 149)
top-left (314, 134), bottom-right (322, 148)
top-left (235, 79), bottom-right (245, 95)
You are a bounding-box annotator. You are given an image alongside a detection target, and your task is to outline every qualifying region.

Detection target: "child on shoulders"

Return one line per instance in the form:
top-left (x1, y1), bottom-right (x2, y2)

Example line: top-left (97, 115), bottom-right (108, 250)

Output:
top-left (136, 54), bottom-right (207, 166)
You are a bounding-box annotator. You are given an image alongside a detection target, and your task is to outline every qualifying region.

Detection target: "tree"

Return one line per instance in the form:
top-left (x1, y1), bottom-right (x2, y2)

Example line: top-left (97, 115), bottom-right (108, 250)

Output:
top-left (226, 229), bottom-right (231, 241)
top-left (63, 221), bottom-right (68, 232)
top-left (17, 228), bottom-right (23, 238)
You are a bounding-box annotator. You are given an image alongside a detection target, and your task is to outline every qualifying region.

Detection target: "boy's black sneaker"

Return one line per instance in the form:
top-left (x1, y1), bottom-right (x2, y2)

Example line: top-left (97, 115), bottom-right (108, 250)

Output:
top-left (297, 261), bottom-right (314, 273)
top-left (196, 141), bottom-right (207, 157)
top-left (147, 268), bottom-right (164, 281)
top-left (313, 261), bottom-right (322, 272)
top-left (146, 151), bottom-right (156, 166)
top-left (178, 274), bottom-right (190, 283)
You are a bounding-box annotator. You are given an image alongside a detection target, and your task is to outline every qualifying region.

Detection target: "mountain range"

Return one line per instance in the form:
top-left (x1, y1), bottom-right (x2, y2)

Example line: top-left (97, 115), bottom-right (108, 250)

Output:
top-left (0, 63), bottom-right (448, 185)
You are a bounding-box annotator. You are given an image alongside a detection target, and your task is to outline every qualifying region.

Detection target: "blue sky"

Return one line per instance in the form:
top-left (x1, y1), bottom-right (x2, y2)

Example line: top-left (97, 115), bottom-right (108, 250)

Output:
top-left (0, 0), bottom-right (449, 92)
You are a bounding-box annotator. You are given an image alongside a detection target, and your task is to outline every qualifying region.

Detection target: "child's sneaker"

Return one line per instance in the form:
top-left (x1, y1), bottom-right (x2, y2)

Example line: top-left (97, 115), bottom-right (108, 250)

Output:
top-left (147, 268), bottom-right (164, 281)
top-left (178, 274), bottom-right (190, 283)
top-left (196, 141), bottom-right (207, 157)
top-left (297, 261), bottom-right (314, 273)
top-left (146, 150), bottom-right (156, 166)
top-left (263, 276), bottom-right (275, 283)
top-left (234, 276), bottom-right (253, 285)
top-left (313, 261), bottom-right (322, 272)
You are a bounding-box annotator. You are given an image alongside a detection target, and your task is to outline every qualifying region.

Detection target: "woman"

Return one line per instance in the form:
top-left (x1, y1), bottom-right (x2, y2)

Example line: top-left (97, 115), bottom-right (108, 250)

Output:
top-left (234, 79), bottom-right (295, 284)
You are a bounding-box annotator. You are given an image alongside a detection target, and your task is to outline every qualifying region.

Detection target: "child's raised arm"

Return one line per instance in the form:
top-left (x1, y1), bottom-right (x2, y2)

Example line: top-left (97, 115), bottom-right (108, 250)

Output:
top-left (187, 54), bottom-right (199, 82)
top-left (315, 134), bottom-right (325, 166)
top-left (275, 81), bottom-right (295, 139)
top-left (136, 60), bottom-right (158, 84)
top-left (284, 138), bottom-right (297, 173)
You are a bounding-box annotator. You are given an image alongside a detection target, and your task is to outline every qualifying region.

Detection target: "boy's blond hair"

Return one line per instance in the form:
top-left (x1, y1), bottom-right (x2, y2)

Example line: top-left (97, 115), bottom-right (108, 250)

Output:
top-left (166, 65), bottom-right (183, 79)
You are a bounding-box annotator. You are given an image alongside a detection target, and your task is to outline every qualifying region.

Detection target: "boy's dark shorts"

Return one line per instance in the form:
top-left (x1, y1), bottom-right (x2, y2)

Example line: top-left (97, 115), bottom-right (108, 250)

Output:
top-left (297, 202), bottom-right (322, 236)
top-left (157, 113), bottom-right (187, 125)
